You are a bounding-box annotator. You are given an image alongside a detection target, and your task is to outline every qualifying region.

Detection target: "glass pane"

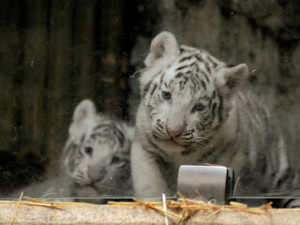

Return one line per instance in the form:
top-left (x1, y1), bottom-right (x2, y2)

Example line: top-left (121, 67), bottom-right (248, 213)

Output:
top-left (0, 1), bottom-right (299, 207)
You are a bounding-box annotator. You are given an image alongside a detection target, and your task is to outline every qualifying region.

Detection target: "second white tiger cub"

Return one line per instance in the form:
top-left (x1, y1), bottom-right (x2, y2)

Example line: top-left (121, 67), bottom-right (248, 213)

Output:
top-left (61, 99), bottom-right (134, 202)
top-left (7, 99), bottom-right (134, 203)
top-left (131, 31), bottom-right (298, 198)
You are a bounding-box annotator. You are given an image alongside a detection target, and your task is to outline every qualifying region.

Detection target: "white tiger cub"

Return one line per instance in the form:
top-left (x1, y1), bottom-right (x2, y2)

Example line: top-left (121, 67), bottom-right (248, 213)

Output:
top-left (131, 31), bottom-right (299, 198)
top-left (7, 99), bottom-right (134, 203)
top-left (60, 99), bottom-right (134, 202)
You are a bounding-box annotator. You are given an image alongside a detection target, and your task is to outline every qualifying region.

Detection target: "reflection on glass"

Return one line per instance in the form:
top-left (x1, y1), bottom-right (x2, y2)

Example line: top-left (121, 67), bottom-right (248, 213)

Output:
top-left (0, 1), bottom-right (300, 207)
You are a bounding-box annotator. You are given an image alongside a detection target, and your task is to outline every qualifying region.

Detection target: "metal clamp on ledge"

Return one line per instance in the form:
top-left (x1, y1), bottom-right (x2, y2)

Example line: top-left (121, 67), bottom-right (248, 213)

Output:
top-left (177, 165), bottom-right (234, 205)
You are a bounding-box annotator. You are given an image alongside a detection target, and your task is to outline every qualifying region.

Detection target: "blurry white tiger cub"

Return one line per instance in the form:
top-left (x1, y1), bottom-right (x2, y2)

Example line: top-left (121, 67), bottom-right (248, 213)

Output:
top-left (8, 99), bottom-right (134, 203)
top-left (131, 31), bottom-right (299, 198)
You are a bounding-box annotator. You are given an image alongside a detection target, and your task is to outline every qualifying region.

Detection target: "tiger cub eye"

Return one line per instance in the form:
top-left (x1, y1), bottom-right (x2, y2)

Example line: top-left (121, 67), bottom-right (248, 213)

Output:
top-left (111, 156), bottom-right (121, 164)
top-left (84, 146), bottom-right (93, 155)
top-left (194, 103), bottom-right (205, 111)
top-left (162, 91), bottom-right (171, 100)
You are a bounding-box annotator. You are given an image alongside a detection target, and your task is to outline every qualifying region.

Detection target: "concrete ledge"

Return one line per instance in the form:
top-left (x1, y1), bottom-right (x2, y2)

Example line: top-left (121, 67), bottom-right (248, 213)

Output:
top-left (1, 202), bottom-right (300, 225)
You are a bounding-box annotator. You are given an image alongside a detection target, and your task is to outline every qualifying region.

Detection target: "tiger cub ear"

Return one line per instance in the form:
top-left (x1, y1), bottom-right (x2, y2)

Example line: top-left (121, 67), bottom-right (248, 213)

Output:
top-left (69, 99), bottom-right (97, 139)
top-left (144, 31), bottom-right (180, 68)
top-left (215, 63), bottom-right (249, 95)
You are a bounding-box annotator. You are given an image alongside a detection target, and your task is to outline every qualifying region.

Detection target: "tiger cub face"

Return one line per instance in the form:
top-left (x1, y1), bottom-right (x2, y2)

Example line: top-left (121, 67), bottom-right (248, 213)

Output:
top-left (139, 32), bottom-right (248, 153)
top-left (62, 99), bottom-right (134, 197)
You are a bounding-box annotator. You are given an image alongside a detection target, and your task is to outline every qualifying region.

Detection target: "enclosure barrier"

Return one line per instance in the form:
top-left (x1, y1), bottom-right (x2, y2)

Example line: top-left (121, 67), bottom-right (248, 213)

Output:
top-left (1, 197), bottom-right (300, 225)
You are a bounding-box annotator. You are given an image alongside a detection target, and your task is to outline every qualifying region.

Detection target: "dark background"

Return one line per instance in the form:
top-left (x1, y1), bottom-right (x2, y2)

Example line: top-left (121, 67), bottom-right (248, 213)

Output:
top-left (0, 0), bottom-right (299, 195)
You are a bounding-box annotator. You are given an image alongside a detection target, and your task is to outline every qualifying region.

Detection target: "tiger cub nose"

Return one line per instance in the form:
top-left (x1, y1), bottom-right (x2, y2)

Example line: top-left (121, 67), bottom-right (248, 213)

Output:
top-left (167, 127), bottom-right (183, 138)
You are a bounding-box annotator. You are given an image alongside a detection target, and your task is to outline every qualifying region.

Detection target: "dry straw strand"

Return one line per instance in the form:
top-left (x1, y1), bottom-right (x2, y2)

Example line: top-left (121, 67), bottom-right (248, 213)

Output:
top-left (132, 197), bottom-right (182, 219)
top-left (9, 192), bottom-right (24, 225)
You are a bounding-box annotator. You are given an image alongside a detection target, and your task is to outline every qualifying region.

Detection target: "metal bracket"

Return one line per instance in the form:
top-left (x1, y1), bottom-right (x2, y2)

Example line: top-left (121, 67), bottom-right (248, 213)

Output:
top-left (177, 165), bottom-right (234, 205)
